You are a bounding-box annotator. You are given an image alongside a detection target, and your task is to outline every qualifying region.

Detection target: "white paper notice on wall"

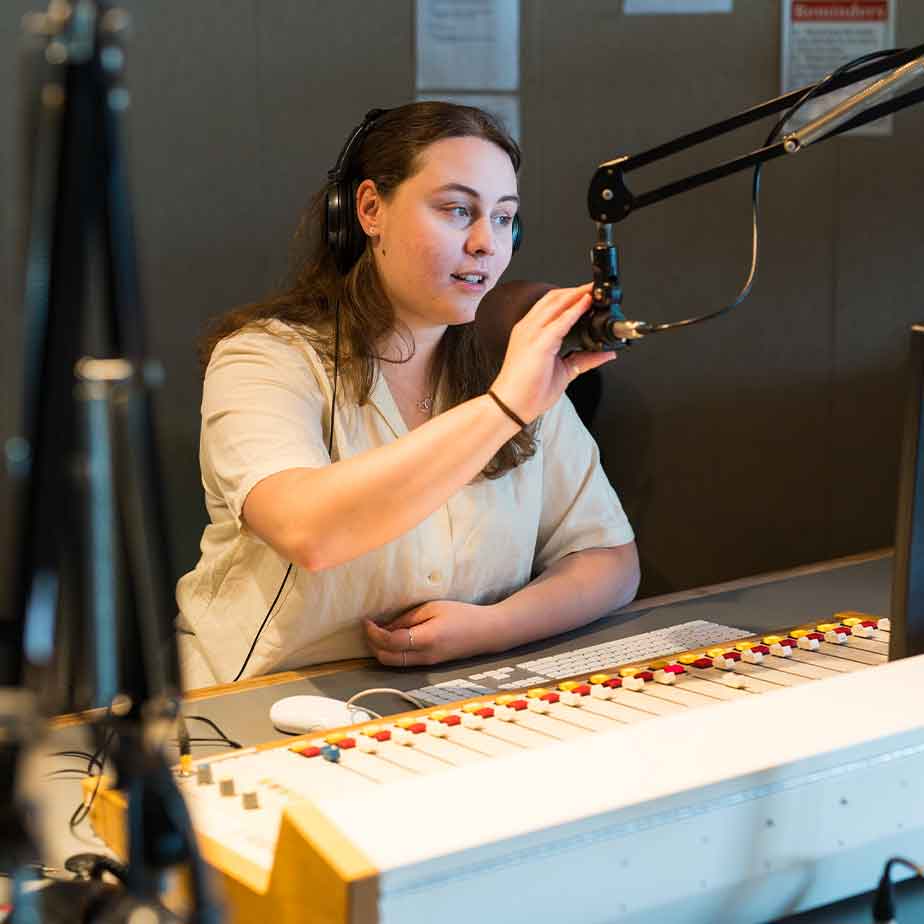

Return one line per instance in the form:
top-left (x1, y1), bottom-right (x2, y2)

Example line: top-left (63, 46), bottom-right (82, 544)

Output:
top-left (416, 93), bottom-right (521, 142)
top-left (624, 0), bottom-right (732, 12)
top-left (416, 0), bottom-right (519, 91)
top-left (781, 0), bottom-right (897, 136)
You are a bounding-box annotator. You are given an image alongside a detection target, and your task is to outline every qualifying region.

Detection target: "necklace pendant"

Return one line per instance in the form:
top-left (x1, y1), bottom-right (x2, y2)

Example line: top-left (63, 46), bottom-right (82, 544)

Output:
top-left (416, 395), bottom-right (433, 413)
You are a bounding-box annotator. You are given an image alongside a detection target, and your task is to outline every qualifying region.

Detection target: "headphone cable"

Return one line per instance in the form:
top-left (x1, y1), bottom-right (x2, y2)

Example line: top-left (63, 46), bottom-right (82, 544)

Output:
top-left (232, 307), bottom-right (341, 682)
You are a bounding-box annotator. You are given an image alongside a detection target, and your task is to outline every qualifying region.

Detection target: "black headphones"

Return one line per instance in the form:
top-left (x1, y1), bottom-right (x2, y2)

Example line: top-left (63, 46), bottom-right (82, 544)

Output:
top-left (325, 107), bottom-right (522, 276)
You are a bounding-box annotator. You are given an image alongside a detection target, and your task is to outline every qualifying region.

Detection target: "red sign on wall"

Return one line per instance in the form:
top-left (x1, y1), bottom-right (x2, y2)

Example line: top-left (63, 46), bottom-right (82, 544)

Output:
top-left (792, 2), bottom-right (888, 22)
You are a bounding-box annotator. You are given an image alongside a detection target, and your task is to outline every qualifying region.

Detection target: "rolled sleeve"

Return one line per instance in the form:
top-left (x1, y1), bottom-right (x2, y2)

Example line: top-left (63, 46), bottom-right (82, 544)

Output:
top-left (201, 327), bottom-right (332, 527)
top-left (533, 395), bottom-right (634, 573)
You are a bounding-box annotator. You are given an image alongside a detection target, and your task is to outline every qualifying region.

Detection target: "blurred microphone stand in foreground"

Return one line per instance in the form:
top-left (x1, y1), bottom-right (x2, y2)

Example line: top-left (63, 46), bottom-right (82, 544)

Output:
top-left (3, 3), bottom-right (221, 921)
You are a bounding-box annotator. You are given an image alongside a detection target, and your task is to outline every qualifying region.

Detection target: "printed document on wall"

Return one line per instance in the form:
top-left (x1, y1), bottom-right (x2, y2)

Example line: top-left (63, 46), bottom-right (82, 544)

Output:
top-left (416, 0), bottom-right (519, 91)
top-left (781, 0), bottom-right (897, 136)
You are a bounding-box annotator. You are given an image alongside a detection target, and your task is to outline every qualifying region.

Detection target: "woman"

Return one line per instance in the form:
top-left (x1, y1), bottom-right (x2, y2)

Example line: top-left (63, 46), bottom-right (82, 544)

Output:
top-left (176, 102), bottom-right (639, 689)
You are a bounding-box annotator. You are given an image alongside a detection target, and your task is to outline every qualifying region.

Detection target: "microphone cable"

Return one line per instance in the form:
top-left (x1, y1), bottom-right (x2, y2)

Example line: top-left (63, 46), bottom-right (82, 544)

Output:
top-left (640, 46), bottom-right (909, 337)
top-left (233, 306), bottom-right (342, 682)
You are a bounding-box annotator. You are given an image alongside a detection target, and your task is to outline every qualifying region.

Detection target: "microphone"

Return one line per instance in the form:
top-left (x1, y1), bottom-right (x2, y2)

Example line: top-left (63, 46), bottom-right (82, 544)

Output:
top-left (559, 222), bottom-right (650, 355)
top-left (559, 311), bottom-right (648, 355)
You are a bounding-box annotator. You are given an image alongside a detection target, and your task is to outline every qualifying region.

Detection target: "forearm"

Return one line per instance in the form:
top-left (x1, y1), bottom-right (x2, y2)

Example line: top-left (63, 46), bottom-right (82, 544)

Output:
top-left (490, 543), bottom-right (641, 652)
top-left (245, 393), bottom-right (519, 570)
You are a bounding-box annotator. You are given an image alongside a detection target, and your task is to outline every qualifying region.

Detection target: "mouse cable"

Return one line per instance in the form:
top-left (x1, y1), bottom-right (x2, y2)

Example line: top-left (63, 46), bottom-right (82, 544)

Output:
top-left (233, 306), bottom-right (343, 683)
top-left (872, 855), bottom-right (924, 923)
top-left (346, 688), bottom-right (427, 715)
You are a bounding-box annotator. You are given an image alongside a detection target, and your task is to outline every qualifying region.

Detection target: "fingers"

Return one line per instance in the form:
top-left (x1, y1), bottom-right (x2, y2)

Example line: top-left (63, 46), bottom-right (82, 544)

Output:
top-left (385, 608), bottom-right (435, 630)
top-left (364, 619), bottom-right (429, 667)
top-left (523, 284), bottom-right (592, 329)
top-left (564, 349), bottom-right (617, 381)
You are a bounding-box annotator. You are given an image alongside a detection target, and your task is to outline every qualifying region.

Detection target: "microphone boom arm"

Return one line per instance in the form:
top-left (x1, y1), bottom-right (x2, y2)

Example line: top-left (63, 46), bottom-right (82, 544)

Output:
top-left (579, 43), bottom-right (924, 351)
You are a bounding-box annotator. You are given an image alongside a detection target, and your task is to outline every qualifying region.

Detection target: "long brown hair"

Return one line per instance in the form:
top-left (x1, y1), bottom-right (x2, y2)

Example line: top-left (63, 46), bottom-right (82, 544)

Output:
top-left (200, 101), bottom-right (536, 478)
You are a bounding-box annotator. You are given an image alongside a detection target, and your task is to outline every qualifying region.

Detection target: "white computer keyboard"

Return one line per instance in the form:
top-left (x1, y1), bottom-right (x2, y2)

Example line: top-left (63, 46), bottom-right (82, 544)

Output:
top-left (407, 620), bottom-right (747, 706)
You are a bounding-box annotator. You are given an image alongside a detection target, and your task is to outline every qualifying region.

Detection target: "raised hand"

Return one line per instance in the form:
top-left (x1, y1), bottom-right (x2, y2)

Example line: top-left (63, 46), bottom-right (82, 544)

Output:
top-left (488, 283), bottom-right (617, 424)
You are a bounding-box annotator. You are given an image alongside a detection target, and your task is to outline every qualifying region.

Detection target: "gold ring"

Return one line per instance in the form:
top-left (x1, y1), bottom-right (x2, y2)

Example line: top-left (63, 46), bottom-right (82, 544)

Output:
top-left (407, 628), bottom-right (415, 650)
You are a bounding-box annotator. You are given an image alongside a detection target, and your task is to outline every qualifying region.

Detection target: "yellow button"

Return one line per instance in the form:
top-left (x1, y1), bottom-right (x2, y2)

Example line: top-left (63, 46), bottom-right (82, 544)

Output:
top-left (678, 653), bottom-right (701, 665)
top-left (462, 703), bottom-right (484, 714)
top-left (840, 616), bottom-right (862, 627)
top-left (325, 732), bottom-right (347, 744)
top-left (734, 641), bottom-right (756, 652)
top-left (706, 647), bottom-right (727, 658)
top-left (762, 635), bottom-right (783, 645)
top-left (588, 674), bottom-right (611, 685)
top-left (790, 629), bottom-right (809, 638)
top-left (834, 610), bottom-right (875, 623)
top-left (526, 688), bottom-right (549, 699)
top-left (429, 710), bottom-right (448, 721)
top-left (360, 725), bottom-right (381, 736)
top-left (558, 680), bottom-right (580, 691)
top-left (395, 717), bottom-right (417, 729)
top-left (495, 694), bottom-right (516, 705)
top-left (649, 659), bottom-right (669, 669)
top-left (816, 623), bottom-right (838, 632)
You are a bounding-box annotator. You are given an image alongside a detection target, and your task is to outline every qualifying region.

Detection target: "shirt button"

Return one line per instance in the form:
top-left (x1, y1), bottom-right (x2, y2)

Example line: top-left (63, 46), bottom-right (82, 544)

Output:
top-left (427, 571), bottom-right (442, 584)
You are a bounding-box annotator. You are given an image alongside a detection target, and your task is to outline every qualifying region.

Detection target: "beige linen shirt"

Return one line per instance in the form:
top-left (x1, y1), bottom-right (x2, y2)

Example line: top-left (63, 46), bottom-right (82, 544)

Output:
top-left (176, 321), bottom-right (634, 689)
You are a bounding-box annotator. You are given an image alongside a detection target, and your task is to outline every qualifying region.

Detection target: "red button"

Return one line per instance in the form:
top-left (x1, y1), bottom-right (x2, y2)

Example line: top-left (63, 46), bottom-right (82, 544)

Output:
top-left (338, 738), bottom-right (356, 749)
top-left (573, 685), bottom-right (592, 696)
top-left (541, 692), bottom-right (561, 702)
top-left (663, 664), bottom-right (685, 675)
top-left (636, 671), bottom-right (654, 681)
top-left (807, 632), bottom-right (824, 641)
top-left (477, 707), bottom-right (495, 718)
top-left (510, 700), bottom-right (529, 711)
top-left (861, 620), bottom-right (878, 628)
top-left (751, 645), bottom-right (770, 655)
top-left (297, 746), bottom-right (321, 758)
top-left (721, 651), bottom-right (741, 662)
top-left (441, 714), bottom-right (461, 726)
top-left (692, 658), bottom-right (713, 669)
top-left (408, 723), bottom-right (427, 734)
top-left (779, 638), bottom-right (797, 647)
top-left (374, 730), bottom-right (391, 742)
top-left (603, 678), bottom-right (623, 688)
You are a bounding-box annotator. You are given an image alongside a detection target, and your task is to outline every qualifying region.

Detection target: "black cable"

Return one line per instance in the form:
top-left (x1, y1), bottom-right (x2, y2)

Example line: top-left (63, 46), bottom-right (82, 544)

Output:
top-left (231, 562), bottom-right (293, 682)
top-left (233, 305), bottom-right (342, 682)
top-left (68, 721), bottom-right (115, 836)
top-left (873, 855), bottom-right (924, 922)
top-left (184, 714), bottom-right (242, 748)
top-left (645, 46), bottom-right (909, 336)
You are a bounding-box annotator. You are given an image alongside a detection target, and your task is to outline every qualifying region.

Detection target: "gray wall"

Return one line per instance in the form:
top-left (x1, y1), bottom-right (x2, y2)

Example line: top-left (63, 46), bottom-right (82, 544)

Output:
top-left (2, 1), bottom-right (922, 601)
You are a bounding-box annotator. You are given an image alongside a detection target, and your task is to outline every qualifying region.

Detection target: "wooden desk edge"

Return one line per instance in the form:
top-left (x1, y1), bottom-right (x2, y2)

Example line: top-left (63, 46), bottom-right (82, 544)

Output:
top-left (49, 547), bottom-right (892, 729)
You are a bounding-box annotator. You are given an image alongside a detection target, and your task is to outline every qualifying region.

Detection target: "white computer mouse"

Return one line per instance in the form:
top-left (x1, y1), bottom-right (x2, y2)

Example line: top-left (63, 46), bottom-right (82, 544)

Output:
top-left (269, 695), bottom-right (371, 735)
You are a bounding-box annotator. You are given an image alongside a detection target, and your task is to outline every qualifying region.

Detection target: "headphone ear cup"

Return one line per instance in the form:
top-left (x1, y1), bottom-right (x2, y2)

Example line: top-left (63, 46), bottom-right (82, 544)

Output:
top-left (511, 213), bottom-right (522, 253)
top-left (326, 178), bottom-right (364, 275)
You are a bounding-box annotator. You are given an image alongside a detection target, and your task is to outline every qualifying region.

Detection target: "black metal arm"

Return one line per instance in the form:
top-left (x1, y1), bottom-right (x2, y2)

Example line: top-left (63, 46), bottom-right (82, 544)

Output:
top-left (571, 43), bottom-right (924, 353)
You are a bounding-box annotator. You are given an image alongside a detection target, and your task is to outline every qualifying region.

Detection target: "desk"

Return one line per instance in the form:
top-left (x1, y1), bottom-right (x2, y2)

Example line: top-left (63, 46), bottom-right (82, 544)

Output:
top-left (30, 550), bottom-right (924, 923)
top-left (179, 550), bottom-right (896, 747)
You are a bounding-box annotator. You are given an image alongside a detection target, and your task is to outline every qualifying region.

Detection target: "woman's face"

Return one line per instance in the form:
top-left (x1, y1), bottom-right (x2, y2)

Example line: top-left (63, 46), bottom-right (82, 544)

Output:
top-left (359, 135), bottom-right (519, 334)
